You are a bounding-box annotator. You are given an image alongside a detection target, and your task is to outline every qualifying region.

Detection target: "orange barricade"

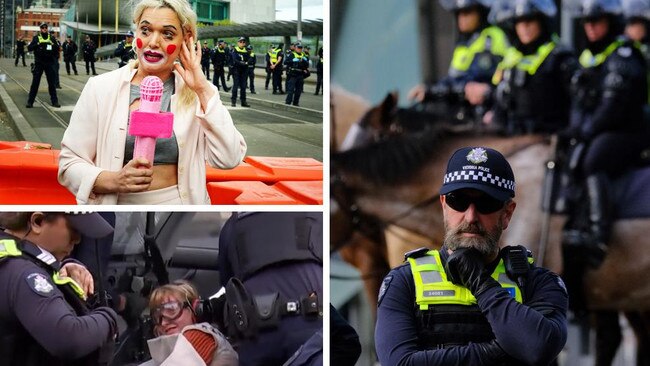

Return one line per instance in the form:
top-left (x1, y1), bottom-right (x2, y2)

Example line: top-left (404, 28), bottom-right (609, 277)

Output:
top-left (0, 141), bottom-right (323, 205)
top-left (0, 143), bottom-right (76, 204)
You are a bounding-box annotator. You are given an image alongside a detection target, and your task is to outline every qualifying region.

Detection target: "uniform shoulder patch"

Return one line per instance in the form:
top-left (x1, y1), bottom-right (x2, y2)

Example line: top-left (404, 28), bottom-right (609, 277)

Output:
top-left (26, 272), bottom-right (54, 297)
top-left (555, 275), bottom-right (568, 295)
top-left (378, 275), bottom-right (393, 307)
top-left (617, 47), bottom-right (632, 58)
top-left (404, 247), bottom-right (429, 261)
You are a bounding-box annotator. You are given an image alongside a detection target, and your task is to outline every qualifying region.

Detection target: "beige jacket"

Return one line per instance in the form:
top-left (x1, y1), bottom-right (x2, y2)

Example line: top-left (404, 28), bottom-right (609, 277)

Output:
top-left (58, 66), bottom-right (247, 205)
top-left (140, 323), bottom-right (238, 366)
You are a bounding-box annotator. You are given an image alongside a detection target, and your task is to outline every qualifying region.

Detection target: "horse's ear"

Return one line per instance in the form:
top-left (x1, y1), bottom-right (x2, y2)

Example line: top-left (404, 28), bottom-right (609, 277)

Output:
top-left (378, 91), bottom-right (399, 127)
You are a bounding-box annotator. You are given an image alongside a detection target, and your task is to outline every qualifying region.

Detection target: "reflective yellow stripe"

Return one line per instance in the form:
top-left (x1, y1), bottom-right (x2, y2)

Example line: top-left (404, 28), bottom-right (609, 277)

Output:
top-left (409, 250), bottom-right (524, 310)
top-left (0, 239), bottom-right (21, 257)
top-left (52, 272), bottom-right (86, 300)
top-left (492, 41), bottom-right (556, 85)
top-left (269, 49), bottom-right (280, 63)
top-left (450, 26), bottom-right (508, 72)
top-left (37, 34), bottom-right (53, 45)
top-left (579, 41), bottom-right (622, 68)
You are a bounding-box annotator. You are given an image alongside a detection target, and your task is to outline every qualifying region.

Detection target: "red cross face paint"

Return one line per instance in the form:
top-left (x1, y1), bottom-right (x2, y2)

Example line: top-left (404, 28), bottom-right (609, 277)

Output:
top-left (136, 38), bottom-right (143, 49)
top-left (166, 44), bottom-right (177, 55)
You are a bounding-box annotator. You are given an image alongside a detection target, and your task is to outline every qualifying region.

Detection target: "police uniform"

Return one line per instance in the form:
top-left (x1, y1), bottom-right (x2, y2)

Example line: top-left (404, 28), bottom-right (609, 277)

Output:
top-left (489, 0), bottom-right (578, 135)
top-left (26, 26), bottom-right (60, 108)
top-left (376, 247), bottom-right (568, 365)
top-left (230, 38), bottom-right (251, 107)
top-left (82, 38), bottom-right (97, 75)
top-left (114, 33), bottom-right (135, 69)
top-left (285, 45), bottom-right (310, 106)
top-left (201, 44), bottom-right (211, 79)
top-left (16, 38), bottom-right (27, 67)
top-left (211, 41), bottom-right (230, 91)
top-left (218, 212), bottom-right (323, 366)
top-left (246, 45), bottom-right (257, 94)
top-left (62, 38), bottom-right (79, 75)
top-left (268, 45), bottom-right (284, 94)
top-left (314, 48), bottom-right (323, 95)
top-left (0, 232), bottom-right (118, 366)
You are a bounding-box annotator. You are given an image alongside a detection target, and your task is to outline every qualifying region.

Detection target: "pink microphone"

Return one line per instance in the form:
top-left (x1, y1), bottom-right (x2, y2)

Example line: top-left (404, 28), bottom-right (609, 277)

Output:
top-left (128, 76), bottom-right (174, 164)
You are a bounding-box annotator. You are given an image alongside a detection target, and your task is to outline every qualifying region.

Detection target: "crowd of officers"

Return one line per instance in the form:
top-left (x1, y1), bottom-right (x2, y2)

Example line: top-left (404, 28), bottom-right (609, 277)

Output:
top-left (199, 37), bottom-right (320, 107)
top-left (411, 0), bottom-right (650, 265)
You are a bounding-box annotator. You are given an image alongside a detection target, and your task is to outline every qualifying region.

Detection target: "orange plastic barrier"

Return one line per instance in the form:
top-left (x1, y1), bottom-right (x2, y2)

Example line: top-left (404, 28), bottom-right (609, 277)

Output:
top-left (0, 144), bottom-right (76, 204)
top-left (0, 141), bottom-right (323, 205)
top-left (207, 181), bottom-right (302, 205)
top-left (273, 181), bottom-right (323, 205)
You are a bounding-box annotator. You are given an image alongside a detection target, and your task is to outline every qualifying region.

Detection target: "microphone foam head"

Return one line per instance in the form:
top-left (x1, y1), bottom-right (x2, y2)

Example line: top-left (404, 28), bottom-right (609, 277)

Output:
top-left (140, 75), bottom-right (164, 103)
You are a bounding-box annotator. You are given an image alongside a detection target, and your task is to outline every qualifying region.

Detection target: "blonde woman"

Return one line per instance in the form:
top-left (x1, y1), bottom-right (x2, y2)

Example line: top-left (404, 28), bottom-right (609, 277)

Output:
top-left (142, 280), bottom-right (238, 366)
top-left (58, 0), bottom-right (247, 205)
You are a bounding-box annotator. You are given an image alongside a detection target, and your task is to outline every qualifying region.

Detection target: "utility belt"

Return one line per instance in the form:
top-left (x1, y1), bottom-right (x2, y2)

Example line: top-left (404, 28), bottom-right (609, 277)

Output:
top-left (223, 278), bottom-right (322, 340)
top-left (288, 67), bottom-right (305, 76)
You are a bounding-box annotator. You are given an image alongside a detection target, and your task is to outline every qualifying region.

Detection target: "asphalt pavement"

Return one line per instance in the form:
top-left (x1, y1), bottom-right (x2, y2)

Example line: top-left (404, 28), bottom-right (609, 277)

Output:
top-left (0, 57), bottom-right (323, 160)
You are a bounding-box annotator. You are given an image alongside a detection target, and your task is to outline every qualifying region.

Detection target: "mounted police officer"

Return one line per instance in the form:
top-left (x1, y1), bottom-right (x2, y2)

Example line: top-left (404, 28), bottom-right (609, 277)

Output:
top-left (0, 212), bottom-right (118, 366)
top-left (218, 212), bottom-right (323, 366)
top-left (564, 0), bottom-right (649, 266)
top-left (487, 0), bottom-right (578, 135)
top-left (114, 30), bottom-right (135, 68)
top-left (409, 0), bottom-right (508, 121)
top-left (285, 43), bottom-right (310, 107)
top-left (211, 40), bottom-right (230, 92)
top-left (26, 23), bottom-right (60, 108)
top-left (375, 147), bottom-right (568, 365)
top-left (230, 36), bottom-right (251, 107)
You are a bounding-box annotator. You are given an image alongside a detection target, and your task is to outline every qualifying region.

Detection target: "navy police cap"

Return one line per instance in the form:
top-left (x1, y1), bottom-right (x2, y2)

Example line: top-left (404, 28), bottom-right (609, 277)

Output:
top-left (439, 147), bottom-right (515, 201)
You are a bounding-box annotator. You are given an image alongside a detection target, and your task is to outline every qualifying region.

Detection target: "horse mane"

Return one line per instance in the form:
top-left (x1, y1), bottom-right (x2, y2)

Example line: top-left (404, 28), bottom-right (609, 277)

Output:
top-left (332, 123), bottom-right (464, 185)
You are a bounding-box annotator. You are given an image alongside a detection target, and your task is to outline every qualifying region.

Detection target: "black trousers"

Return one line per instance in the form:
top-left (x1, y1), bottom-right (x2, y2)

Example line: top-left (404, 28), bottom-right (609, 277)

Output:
top-left (286, 74), bottom-right (304, 106)
top-left (201, 62), bottom-right (210, 79)
top-left (84, 57), bottom-right (96, 75)
top-left (27, 62), bottom-right (58, 104)
top-left (582, 131), bottom-right (650, 177)
top-left (15, 51), bottom-right (25, 66)
top-left (265, 68), bottom-right (272, 88)
top-left (315, 71), bottom-right (323, 95)
top-left (231, 70), bottom-right (247, 104)
top-left (272, 67), bottom-right (283, 92)
top-left (213, 65), bottom-right (228, 90)
top-left (248, 67), bottom-right (256, 92)
top-left (64, 57), bottom-right (77, 74)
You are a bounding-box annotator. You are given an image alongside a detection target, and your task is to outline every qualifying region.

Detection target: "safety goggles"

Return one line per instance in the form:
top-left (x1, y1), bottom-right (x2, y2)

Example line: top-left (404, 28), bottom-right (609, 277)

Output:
top-left (151, 301), bottom-right (191, 325)
top-left (444, 192), bottom-right (505, 214)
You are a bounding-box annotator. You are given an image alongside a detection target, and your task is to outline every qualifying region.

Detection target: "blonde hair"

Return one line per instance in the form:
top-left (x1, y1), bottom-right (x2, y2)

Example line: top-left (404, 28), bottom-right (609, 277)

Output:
top-left (149, 279), bottom-right (199, 313)
top-left (130, 0), bottom-right (198, 108)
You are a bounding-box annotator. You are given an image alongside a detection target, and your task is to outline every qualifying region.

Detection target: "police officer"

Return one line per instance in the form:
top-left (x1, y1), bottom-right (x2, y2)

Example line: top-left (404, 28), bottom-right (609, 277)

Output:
top-left (200, 41), bottom-right (211, 79)
top-left (285, 43), bottom-right (310, 106)
top-left (114, 30), bottom-right (135, 68)
top-left (211, 40), bottom-right (230, 91)
top-left (50, 31), bottom-right (62, 89)
top-left (409, 0), bottom-right (508, 114)
top-left (26, 23), bottom-right (60, 108)
top-left (15, 37), bottom-right (27, 67)
top-left (230, 36), bottom-right (251, 107)
top-left (82, 35), bottom-right (97, 76)
top-left (314, 47), bottom-right (323, 95)
top-left (375, 147), bottom-right (568, 365)
top-left (623, 0), bottom-right (650, 65)
top-left (218, 212), bottom-right (323, 366)
top-left (246, 44), bottom-right (257, 94)
top-left (62, 35), bottom-right (79, 76)
top-left (265, 44), bottom-right (274, 90)
top-left (487, 0), bottom-right (578, 135)
top-left (566, 0), bottom-right (649, 265)
top-left (269, 43), bottom-right (285, 94)
top-left (284, 43), bottom-right (296, 93)
top-left (0, 212), bottom-right (119, 365)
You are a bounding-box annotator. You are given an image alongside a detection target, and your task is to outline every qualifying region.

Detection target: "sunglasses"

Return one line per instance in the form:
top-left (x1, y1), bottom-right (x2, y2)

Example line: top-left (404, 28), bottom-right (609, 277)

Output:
top-left (151, 301), bottom-right (191, 325)
top-left (444, 192), bottom-right (505, 214)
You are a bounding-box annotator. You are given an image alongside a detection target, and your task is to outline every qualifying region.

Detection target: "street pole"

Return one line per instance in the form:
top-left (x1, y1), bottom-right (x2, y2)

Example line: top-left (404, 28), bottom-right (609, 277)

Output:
top-left (98, 0), bottom-right (102, 47)
top-left (11, 0), bottom-right (15, 60)
top-left (115, 0), bottom-right (118, 34)
top-left (297, 0), bottom-right (302, 42)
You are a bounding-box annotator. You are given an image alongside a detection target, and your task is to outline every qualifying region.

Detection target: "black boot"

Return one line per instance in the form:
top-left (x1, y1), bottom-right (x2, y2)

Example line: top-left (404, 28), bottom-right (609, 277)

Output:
top-left (585, 173), bottom-right (611, 267)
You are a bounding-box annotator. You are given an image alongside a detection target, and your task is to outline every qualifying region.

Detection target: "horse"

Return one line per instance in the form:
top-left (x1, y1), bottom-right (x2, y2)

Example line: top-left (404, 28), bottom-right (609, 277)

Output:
top-left (330, 91), bottom-right (650, 365)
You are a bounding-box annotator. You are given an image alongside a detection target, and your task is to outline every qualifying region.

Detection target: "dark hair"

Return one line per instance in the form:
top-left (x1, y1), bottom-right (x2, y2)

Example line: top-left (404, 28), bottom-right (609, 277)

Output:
top-left (0, 212), bottom-right (61, 232)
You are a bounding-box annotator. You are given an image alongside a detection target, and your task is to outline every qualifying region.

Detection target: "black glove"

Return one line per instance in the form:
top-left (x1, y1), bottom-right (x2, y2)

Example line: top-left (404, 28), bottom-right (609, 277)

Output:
top-left (477, 339), bottom-right (512, 364)
top-left (445, 248), bottom-right (499, 297)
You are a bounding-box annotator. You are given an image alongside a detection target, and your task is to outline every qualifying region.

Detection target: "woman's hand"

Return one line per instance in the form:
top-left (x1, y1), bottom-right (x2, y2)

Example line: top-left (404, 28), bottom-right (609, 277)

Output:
top-left (93, 158), bottom-right (153, 194)
top-left (174, 36), bottom-right (214, 110)
top-left (60, 262), bottom-right (94, 297)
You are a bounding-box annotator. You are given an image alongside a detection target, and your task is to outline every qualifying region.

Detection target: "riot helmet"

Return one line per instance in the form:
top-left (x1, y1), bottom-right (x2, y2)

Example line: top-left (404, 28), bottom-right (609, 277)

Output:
top-left (573, 0), bottom-right (623, 19)
top-left (439, 0), bottom-right (494, 12)
top-left (489, 0), bottom-right (557, 24)
top-left (622, 0), bottom-right (650, 20)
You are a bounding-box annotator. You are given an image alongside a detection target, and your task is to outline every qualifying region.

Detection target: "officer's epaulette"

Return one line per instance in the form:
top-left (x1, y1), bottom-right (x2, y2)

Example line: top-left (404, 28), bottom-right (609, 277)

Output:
top-left (403, 247), bottom-right (430, 261)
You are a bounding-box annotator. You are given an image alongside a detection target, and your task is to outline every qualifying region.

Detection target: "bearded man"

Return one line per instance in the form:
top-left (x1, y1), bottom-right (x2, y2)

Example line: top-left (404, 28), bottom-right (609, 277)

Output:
top-left (375, 146), bottom-right (568, 365)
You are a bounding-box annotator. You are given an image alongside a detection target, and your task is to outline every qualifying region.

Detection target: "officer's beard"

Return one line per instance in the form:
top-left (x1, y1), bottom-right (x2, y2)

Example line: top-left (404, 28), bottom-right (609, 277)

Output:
top-left (443, 218), bottom-right (503, 259)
